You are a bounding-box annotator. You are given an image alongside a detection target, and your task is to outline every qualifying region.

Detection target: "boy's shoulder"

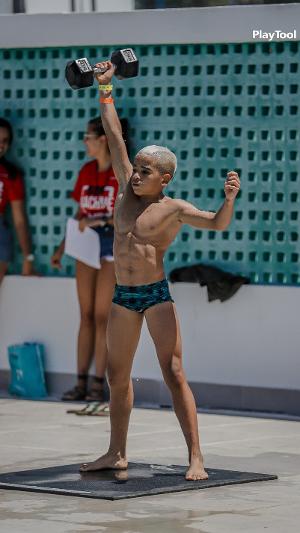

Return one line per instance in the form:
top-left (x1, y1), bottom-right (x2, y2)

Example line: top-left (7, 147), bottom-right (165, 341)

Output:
top-left (163, 196), bottom-right (191, 211)
top-left (159, 196), bottom-right (189, 219)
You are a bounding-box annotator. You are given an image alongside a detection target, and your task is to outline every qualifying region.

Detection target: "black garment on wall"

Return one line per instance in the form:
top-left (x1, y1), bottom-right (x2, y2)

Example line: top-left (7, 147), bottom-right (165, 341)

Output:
top-left (169, 263), bottom-right (250, 302)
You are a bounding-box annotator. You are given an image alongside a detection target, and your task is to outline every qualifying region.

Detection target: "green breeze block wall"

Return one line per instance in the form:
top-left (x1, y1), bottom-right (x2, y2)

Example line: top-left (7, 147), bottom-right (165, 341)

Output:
top-left (1, 42), bottom-right (299, 284)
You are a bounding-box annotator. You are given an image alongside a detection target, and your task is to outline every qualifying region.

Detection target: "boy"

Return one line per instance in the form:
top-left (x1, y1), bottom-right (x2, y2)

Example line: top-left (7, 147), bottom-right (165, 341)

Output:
top-left (80, 62), bottom-right (240, 480)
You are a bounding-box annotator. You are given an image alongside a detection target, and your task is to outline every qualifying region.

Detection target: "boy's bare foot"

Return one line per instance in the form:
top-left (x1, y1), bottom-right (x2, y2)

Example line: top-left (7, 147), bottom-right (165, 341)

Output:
top-left (185, 456), bottom-right (209, 481)
top-left (79, 452), bottom-right (128, 472)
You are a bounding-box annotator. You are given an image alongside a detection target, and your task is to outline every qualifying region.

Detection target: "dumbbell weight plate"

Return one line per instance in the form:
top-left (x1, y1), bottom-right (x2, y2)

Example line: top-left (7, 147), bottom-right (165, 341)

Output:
top-left (65, 58), bottom-right (94, 90)
top-left (111, 49), bottom-right (139, 78)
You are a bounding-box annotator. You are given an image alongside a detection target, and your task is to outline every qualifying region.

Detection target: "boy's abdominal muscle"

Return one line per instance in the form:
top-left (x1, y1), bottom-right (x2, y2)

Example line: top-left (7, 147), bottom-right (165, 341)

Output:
top-left (113, 234), bottom-right (167, 286)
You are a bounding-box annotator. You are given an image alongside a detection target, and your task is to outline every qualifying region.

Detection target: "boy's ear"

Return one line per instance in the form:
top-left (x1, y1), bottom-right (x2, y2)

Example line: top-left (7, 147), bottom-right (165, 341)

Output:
top-left (161, 173), bottom-right (172, 186)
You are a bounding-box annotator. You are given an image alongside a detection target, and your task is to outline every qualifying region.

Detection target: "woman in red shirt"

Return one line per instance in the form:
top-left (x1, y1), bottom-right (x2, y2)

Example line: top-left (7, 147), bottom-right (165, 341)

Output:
top-left (0, 118), bottom-right (35, 286)
top-left (51, 116), bottom-right (128, 402)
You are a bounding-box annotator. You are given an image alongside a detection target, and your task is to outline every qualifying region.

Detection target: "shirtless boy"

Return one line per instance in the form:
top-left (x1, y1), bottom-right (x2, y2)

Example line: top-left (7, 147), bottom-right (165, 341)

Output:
top-left (80, 62), bottom-right (240, 480)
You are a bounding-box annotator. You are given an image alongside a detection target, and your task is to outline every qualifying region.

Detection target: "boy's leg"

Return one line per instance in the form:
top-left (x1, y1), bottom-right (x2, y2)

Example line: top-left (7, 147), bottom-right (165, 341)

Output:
top-left (145, 301), bottom-right (208, 481)
top-left (80, 303), bottom-right (144, 472)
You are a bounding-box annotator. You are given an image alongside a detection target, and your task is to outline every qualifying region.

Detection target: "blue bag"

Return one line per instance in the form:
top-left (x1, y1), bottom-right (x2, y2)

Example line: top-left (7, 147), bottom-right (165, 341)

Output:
top-left (8, 343), bottom-right (47, 399)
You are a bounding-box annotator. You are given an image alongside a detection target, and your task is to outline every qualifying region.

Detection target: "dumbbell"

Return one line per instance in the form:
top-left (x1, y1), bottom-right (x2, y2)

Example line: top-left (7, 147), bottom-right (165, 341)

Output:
top-left (65, 48), bottom-right (139, 90)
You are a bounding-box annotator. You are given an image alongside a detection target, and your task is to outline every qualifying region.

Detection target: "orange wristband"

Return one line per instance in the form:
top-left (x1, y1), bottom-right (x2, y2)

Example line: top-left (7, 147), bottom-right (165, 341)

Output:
top-left (100, 96), bottom-right (114, 104)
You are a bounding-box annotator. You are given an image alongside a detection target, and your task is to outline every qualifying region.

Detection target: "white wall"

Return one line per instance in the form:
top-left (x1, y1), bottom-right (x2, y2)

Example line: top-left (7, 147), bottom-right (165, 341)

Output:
top-left (95, 0), bottom-right (134, 12)
top-left (0, 277), bottom-right (299, 390)
top-left (0, 0), bottom-right (11, 13)
top-left (25, 0), bottom-right (134, 13)
top-left (25, 0), bottom-right (70, 13)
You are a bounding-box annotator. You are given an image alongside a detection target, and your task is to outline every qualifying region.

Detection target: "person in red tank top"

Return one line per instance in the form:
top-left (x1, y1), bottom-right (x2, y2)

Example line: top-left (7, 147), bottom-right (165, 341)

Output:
top-left (51, 116), bottom-right (129, 402)
top-left (0, 118), bottom-right (36, 286)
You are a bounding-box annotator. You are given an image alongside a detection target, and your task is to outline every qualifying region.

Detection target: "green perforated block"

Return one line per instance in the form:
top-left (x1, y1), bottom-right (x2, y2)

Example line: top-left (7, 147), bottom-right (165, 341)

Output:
top-left (1, 42), bottom-right (299, 285)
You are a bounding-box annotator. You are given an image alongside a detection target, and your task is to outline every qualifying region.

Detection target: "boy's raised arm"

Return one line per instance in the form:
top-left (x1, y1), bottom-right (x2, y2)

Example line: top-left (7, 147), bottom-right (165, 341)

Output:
top-left (177, 171), bottom-right (240, 230)
top-left (95, 61), bottom-right (132, 192)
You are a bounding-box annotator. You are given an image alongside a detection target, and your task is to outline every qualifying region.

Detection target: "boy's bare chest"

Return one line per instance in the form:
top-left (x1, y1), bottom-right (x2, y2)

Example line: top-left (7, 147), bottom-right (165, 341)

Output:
top-left (114, 195), bottom-right (178, 242)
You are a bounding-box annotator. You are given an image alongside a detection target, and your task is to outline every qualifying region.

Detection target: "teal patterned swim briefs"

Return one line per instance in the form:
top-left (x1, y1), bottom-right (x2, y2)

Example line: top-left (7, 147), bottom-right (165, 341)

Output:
top-left (112, 278), bottom-right (174, 313)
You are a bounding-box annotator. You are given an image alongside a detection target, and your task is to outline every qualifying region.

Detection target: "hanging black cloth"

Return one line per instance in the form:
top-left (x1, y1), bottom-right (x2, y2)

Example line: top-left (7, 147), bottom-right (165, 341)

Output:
top-left (169, 263), bottom-right (250, 303)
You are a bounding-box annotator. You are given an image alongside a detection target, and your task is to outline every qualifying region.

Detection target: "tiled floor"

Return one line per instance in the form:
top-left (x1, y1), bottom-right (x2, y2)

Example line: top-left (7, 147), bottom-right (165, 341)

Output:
top-left (0, 399), bottom-right (299, 532)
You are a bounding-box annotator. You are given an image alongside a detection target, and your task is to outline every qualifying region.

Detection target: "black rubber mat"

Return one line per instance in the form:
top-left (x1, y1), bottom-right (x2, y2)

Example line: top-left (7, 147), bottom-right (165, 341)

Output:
top-left (0, 463), bottom-right (277, 500)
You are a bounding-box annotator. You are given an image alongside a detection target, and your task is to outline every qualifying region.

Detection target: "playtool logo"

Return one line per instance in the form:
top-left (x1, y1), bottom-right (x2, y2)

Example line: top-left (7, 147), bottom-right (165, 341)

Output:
top-left (252, 30), bottom-right (296, 41)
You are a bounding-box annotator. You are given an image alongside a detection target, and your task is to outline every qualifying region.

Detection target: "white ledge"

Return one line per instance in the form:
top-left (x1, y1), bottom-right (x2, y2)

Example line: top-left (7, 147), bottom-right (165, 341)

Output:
top-left (0, 4), bottom-right (299, 48)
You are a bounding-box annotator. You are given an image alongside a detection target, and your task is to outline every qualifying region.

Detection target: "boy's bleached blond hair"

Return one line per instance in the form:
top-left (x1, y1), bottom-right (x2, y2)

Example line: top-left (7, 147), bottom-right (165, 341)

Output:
top-left (136, 145), bottom-right (177, 178)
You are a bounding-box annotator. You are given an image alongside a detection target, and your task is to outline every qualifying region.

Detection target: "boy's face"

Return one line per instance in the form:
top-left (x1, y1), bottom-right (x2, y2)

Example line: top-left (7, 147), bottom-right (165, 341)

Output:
top-left (131, 153), bottom-right (170, 197)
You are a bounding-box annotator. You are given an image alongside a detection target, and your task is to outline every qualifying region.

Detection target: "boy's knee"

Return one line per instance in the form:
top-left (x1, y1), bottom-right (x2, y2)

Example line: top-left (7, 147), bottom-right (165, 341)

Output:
top-left (163, 359), bottom-right (185, 388)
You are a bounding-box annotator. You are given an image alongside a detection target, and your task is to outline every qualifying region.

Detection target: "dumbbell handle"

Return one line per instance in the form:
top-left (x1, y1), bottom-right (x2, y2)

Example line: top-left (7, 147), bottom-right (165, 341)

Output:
top-left (93, 63), bottom-right (116, 76)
